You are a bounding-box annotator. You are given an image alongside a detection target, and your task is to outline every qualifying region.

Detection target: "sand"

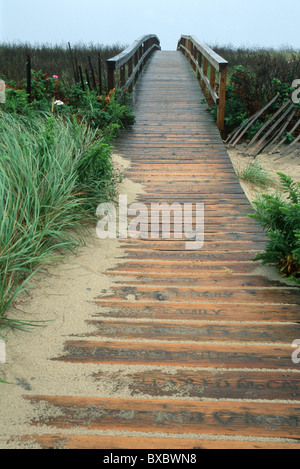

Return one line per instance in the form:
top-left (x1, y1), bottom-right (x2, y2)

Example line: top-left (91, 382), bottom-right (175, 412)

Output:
top-left (0, 152), bottom-right (146, 448)
top-left (0, 145), bottom-right (299, 448)
top-left (226, 143), bottom-right (300, 205)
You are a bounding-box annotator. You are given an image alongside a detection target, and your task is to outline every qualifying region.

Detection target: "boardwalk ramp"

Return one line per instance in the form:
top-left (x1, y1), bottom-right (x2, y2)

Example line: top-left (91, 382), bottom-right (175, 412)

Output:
top-left (4, 50), bottom-right (300, 450)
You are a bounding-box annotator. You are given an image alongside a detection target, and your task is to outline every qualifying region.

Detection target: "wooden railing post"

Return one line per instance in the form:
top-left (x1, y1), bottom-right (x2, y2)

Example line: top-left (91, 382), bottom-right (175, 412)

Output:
top-left (107, 61), bottom-right (115, 91)
top-left (120, 65), bottom-right (126, 87)
top-left (217, 65), bottom-right (228, 131)
top-left (208, 66), bottom-right (216, 107)
top-left (128, 57), bottom-right (133, 91)
top-left (201, 57), bottom-right (208, 99)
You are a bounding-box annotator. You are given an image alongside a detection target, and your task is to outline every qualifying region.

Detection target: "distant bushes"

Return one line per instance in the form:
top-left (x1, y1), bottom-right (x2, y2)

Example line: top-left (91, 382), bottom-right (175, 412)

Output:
top-left (0, 41), bottom-right (125, 89)
top-left (212, 44), bottom-right (300, 91)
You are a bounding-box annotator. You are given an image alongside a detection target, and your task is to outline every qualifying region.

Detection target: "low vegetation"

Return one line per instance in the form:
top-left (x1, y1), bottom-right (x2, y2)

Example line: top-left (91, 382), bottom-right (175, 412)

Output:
top-left (208, 45), bottom-right (300, 137)
top-left (0, 41), bottom-right (125, 89)
top-left (250, 173), bottom-right (300, 284)
top-left (0, 42), bottom-right (135, 333)
top-left (236, 160), bottom-right (277, 189)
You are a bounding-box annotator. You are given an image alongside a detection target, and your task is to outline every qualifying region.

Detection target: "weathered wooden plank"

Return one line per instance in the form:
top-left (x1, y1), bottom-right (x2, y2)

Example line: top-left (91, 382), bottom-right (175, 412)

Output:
top-left (106, 285), bottom-right (300, 304)
top-left (110, 274), bottom-right (285, 288)
top-left (95, 300), bottom-right (300, 323)
top-left (25, 395), bottom-right (300, 439)
top-left (20, 433), bottom-right (300, 450)
top-left (92, 368), bottom-right (300, 401)
top-left (121, 241), bottom-right (267, 251)
top-left (55, 340), bottom-right (295, 369)
top-left (83, 319), bottom-right (300, 344)
top-left (107, 260), bottom-right (263, 274)
top-left (22, 434), bottom-right (300, 450)
top-left (122, 250), bottom-right (267, 262)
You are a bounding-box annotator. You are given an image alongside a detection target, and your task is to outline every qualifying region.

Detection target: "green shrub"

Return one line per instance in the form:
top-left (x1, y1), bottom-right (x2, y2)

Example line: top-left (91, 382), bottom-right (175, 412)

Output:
top-left (250, 173), bottom-right (300, 283)
top-left (66, 85), bottom-right (135, 133)
top-left (2, 70), bottom-right (135, 133)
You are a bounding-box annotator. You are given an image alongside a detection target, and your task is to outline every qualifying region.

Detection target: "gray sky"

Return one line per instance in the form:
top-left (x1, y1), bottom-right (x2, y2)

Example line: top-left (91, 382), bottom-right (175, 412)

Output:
top-left (0, 0), bottom-right (299, 51)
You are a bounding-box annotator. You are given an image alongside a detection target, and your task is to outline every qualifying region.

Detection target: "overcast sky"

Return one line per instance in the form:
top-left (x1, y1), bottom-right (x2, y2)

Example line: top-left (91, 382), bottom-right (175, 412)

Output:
top-left (0, 0), bottom-right (299, 51)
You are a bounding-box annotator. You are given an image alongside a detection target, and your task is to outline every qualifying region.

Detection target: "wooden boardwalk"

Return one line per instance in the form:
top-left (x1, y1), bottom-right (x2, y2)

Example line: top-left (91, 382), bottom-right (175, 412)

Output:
top-left (23, 51), bottom-right (300, 449)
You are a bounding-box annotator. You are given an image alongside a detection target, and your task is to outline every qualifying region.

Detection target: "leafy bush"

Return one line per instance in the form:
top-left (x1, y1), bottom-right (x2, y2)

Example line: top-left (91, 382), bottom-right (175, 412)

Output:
top-left (2, 72), bottom-right (135, 136)
top-left (250, 173), bottom-right (300, 284)
top-left (67, 85), bottom-right (135, 133)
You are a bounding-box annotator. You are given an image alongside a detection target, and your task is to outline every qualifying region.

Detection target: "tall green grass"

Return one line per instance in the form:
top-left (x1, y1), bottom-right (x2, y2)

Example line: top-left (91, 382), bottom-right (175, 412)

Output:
top-left (0, 110), bottom-right (117, 327)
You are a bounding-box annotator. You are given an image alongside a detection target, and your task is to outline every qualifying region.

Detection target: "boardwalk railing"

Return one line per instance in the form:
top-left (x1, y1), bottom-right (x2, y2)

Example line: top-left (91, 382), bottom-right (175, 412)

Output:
top-left (177, 35), bottom-right (228, 131)
top-left (107, 34), bottom-right (161, 93)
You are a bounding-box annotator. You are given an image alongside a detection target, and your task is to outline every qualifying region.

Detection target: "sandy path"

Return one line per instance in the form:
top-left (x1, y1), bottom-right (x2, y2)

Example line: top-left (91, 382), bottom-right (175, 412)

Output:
top-left (0, 153), bottom-right (144, 448)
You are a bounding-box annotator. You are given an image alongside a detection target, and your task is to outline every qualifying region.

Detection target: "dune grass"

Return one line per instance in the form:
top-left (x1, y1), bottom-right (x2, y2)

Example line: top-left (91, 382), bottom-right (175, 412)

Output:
top-left (0, 109), bottom-right (118, 329)
top-left (236, 160), bottom-right (277, 189)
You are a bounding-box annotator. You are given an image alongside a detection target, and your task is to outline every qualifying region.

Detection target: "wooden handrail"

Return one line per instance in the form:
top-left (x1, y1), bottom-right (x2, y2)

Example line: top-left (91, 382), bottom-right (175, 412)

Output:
top-left (107, 34), bottom-right (161, 93)
top-left (177, 35), bottom-right (228, 131)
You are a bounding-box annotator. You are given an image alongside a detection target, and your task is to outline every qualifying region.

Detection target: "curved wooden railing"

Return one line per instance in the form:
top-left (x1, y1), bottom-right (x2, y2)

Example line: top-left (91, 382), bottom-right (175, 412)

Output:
top-left (107, 34), bottom-right (161, 93)
top-left (177, 35), bottom-right (228, 131)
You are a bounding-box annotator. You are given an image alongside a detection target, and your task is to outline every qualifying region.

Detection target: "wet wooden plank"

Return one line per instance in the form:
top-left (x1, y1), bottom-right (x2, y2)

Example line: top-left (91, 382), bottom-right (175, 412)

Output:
top-left (110, 273), bottom-right (287, 288)
top-left (25, 395), bottom-right (300, 440)
top-left (121, 241), bottom-right (267, 251)
top-left (95, 300), bottom-right (300, 323)
top-left (84, 319), bottom-right (300, 344)
top-left (106, 285), bottom-right (300, 305)
top-left (83, 319), bottom-right (300, 345)
top-left (55, 340), bottom-right (295, 369)
top-left (92, 369), bottom-right (300, 401)
top-left (107, 260), bottom-right (263, 274)
top-left (21, 433), bottom-right (300, 450)
top-left (123, 250), bottom-right (263, 261)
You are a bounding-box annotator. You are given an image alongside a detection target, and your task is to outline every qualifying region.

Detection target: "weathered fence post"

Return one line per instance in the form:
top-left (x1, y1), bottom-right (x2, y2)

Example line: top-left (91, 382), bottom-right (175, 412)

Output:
top-left (107, 61), bottom-right (115, 91)
top-left (88, 56), bottom-right (97, 90)
top-left (217, 66), bottom-right (228, 131)
top-left (78, 65), bottom-right (85, 91)
top-left (68, 42), bottom-right (78, 84)
top-left (98, 53), bottom-right (103, 95)
top-left (26, 54), bottom-right (31, 102)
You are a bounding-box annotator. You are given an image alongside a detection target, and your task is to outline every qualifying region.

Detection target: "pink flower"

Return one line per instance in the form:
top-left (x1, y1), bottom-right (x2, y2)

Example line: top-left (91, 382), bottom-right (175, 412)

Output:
top-left (53, 75), bottom-right (59, 79)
